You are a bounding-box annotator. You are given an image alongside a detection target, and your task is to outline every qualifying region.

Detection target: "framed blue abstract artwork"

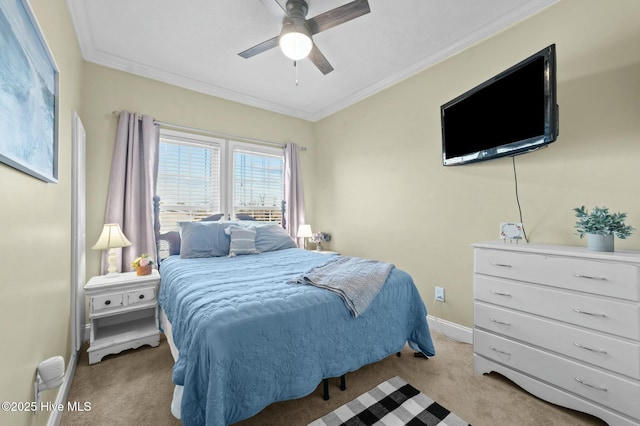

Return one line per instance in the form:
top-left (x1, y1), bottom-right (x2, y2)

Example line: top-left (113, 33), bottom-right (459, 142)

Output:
top-left (0, 0), bottom-right (59, 183)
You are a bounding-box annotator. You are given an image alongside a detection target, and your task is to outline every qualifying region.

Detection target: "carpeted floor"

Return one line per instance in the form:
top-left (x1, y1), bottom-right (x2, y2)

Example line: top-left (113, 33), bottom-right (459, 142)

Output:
top-left (61, 330), bottom-right (607, 426)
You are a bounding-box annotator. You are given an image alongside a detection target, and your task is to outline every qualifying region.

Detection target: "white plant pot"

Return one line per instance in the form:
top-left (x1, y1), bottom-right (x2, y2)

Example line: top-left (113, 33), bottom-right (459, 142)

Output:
top-left (587, 233), bottom-right (614, 252)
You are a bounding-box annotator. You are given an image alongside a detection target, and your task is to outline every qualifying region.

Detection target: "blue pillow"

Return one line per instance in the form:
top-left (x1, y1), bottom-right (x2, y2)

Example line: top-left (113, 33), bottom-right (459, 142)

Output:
top-left (255, 224), bottom-right (297, 252)
top-left (179, 221), bottom-right (230, 258)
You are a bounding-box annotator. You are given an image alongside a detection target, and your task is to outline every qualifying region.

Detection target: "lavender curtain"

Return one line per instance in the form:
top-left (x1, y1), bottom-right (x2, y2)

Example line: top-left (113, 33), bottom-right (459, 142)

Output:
top-left (101, 111), bottom-right (159, 274)
top-left (284, 143), bottom-right (306, 247)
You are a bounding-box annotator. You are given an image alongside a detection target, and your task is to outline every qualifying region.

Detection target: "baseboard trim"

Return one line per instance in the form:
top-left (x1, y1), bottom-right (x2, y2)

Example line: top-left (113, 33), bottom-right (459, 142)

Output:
top-left (427, 315), bottom-right (473, 344)
top-left (47, 350), bottom-right (79, 426)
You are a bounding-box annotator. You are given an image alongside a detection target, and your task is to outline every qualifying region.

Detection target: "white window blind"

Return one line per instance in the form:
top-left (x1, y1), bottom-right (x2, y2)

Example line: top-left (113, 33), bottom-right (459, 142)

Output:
top-left (156, 130), bottom-right (284, 232)
top-left (232, 147), bottom-right (284, 222)
top-left (157, 135), bottom-right (222, 231)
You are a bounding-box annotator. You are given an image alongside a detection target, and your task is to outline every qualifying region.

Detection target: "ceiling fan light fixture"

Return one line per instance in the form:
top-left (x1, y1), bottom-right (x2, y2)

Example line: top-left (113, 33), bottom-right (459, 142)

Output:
top-left (279, 20), bottom-right (312, 60)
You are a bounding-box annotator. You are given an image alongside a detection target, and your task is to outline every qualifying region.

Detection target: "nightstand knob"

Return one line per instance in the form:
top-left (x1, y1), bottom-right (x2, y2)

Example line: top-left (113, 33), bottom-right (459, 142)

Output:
top-left (139, 294), bottom-right (145, 300)
top-left (105, 300), bottom-right (111, 305)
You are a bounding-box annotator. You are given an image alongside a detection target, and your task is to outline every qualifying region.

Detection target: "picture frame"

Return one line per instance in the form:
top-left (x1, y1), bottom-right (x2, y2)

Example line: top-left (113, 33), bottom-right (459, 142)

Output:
top-left (499, 222), bottom-right (523, 241)
top-left (0, 0), bottom-right (59, 183)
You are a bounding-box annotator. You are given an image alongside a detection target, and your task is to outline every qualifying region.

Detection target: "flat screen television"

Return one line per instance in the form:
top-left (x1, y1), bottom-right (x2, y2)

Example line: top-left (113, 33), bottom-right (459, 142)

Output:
top-left (441, 44), bottom-right (558, 166)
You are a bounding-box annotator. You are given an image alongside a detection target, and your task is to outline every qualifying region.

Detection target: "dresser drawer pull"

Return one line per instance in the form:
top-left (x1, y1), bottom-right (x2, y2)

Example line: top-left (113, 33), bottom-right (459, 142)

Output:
top-left (575, 377), bottom-right (608, 392)
top-left (573, 273), bottom-right (607, 281)
top-left (572, 308), bottom-right (607, 318)
top-left (491, 291), bottom-right (512, 297)
top-left (489, 318), bottom-right (511, 326)
top-left (139, 294), bottom-right (145, 300)
top-left (573, 342), bottom-right (608, 355)
top-left (104, 300), bottom-right (111, 306)
top-left (491, 262), bottom-right (512, 268)
top-left (490, 346), bottom-right (511, 356)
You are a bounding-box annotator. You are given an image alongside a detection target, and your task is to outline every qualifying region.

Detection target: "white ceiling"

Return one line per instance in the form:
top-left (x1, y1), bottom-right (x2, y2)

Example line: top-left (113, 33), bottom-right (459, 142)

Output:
top-left (66, 0), bottom-right (558, 122)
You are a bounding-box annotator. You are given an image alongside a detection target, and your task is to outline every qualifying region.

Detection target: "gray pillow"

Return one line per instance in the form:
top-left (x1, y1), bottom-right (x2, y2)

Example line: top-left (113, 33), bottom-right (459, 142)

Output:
top-left (255, 224), bottom-right (297, 252)
top-left (225, 225), bottom-right (259, 256)
top-left (179, 221), bottom-right (230, 258)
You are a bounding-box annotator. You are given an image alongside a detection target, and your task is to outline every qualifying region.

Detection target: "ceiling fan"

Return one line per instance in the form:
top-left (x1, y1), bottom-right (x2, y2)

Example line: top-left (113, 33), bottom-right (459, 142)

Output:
top-left (238, 0), bottom-right (371, 75)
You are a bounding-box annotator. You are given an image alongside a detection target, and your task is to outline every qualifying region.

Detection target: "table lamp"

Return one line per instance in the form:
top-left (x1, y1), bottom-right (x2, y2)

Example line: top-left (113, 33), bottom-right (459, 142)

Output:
top-left (92, 223), bottom-right (132, 277)
top-left (297, 224), bottom-right (313, 250)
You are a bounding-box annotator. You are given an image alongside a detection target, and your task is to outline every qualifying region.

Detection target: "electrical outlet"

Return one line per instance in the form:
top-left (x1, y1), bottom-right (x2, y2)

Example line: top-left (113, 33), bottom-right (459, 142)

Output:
top-left (435, 287), bottom-right (445, 302)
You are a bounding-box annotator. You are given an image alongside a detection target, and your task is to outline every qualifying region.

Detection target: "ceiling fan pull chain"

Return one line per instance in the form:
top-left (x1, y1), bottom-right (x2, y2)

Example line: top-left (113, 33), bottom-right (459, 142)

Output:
top-left (294, 60), bottom-right (299, 86)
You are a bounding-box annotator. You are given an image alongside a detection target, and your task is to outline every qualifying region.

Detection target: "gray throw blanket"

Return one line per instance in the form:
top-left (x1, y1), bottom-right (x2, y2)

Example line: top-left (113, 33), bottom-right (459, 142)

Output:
top-left (290, 256), bottom-right (394, 317)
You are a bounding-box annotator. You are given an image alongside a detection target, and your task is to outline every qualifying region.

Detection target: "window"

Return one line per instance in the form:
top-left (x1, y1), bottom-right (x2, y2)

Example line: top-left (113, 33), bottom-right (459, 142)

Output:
top-left (156, 130), bottom-right (284, 232)
top-left (232, 144), bottom-right (284, 223)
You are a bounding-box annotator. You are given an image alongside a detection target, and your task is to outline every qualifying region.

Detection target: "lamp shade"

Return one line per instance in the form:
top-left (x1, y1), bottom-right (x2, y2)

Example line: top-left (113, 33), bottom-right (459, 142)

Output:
top-left (297, 224), bottom-right (313, 238)
top-left (279, 20), bottom-right (312, 60)
top-left (92, 223), bottom-right (132, 250)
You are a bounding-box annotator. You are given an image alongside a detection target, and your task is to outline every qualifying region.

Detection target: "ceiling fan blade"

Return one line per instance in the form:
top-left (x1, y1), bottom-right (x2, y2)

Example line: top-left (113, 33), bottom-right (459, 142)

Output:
top-left (259, 0), bottom-right (286, 18)
top-left (238, 36), bottom-right (280, 59)
top-left (306, 0), bottom-right (370, 35)
top-left (308, 44), bottom-right (334, 74)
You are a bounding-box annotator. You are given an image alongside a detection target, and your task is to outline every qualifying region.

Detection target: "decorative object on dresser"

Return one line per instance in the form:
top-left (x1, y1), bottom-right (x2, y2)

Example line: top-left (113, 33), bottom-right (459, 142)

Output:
top-left (473, 241), bottom-right (640, 426)
top-left (499, 222), bottom-right (523, 242)
top-left (131, 253), bottom-right (154, 276)
top-left (574, 205), bottom-right (635, 252)
top-left (84, 270), bottom-right (160, 364)
top-left (91, 223), bottom-right (132, 277)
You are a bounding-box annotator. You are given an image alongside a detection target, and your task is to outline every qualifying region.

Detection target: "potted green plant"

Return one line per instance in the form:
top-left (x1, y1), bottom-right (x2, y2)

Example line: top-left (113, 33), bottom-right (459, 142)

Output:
top-left (574, 205), bottom-right (635, 252)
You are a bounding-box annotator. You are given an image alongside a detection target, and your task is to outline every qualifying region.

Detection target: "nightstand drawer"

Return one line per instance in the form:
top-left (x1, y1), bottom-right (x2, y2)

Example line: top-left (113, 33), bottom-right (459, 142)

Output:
top-left (91, 293), bottom-right (124, 311)
top-left (127, 287), bottom-right (156, 305)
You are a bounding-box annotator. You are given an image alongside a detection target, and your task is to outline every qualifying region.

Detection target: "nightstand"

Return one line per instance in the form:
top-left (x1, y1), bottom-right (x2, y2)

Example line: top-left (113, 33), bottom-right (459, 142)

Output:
top-left (84, 270), bottom-right (160, 364)
top-left (316, 250), bottom-right (339, 255)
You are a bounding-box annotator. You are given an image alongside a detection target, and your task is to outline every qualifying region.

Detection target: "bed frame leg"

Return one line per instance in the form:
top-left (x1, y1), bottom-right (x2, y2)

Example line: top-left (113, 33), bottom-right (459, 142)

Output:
top-left (323, 379), bottom-right (329, 400)
top-left (323, 375), bottom-right (347, 400)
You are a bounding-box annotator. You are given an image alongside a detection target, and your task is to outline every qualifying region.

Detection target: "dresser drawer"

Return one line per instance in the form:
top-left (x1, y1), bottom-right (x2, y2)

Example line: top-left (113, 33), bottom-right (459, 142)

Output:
top-left (475, 275), bottom-right (640, 340)
top-left (475, 249), bottom-right (640, 301)
top-left (127, 287), bottom-right (156, 305)
top-left (475, 330), bottom-right (640, 419)
top-left (475, 302), bottom-right (640, 379)
top-left (91, 293), bottom-right (124, 311)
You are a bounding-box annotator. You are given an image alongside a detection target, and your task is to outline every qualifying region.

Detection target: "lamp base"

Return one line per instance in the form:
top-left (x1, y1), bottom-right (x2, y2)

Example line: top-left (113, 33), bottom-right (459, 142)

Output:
top-left (104, 271), bottom-right (121, 279)
top-left (105, 248), bottom-right (120, 277)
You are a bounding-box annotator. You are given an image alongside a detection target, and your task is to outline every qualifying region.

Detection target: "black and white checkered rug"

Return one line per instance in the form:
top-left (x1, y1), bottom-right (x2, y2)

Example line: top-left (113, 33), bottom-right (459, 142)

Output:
top-left (309, 376), bottom-right (470, 426)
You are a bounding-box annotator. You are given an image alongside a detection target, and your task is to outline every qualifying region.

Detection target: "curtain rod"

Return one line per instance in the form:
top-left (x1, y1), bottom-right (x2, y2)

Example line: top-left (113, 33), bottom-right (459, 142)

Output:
top-left (112, 111), bottom-right (306, 151)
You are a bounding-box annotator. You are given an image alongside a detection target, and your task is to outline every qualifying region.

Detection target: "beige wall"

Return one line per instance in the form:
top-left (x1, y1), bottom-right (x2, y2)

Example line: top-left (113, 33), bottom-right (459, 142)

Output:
top-left (2, 1), bottom-right (639, 423)
top-left (313, 0), bottom-right (640, 328)
top-left (0, 0), bottom-right (84, 425)
top-left (81, 64), bottom-right (317, 277)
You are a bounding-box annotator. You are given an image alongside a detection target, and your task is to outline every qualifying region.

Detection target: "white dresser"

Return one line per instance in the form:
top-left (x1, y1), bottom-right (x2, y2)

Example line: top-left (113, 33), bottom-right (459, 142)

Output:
top-left (84, 270), bottom-right (160, 364)
top-left (473, 242), bottom-right (640, 426)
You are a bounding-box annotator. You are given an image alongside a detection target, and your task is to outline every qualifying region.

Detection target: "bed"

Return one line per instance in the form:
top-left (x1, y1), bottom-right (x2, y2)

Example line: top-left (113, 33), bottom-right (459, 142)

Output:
top-left (157, 220), bottom-right (435, 426)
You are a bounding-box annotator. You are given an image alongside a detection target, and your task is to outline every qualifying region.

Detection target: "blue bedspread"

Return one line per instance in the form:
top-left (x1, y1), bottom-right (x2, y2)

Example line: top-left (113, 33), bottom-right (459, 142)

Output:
top-left (159, 248), bottom-right (435, 426)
